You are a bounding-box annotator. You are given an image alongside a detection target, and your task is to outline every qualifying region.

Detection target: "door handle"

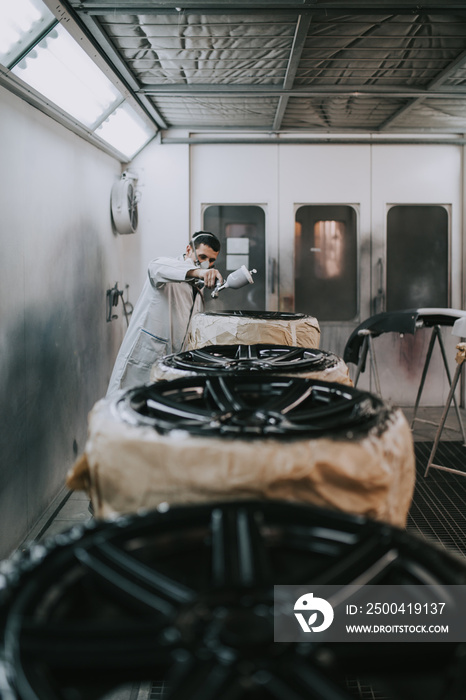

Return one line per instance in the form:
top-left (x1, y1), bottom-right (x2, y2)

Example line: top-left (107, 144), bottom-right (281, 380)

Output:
top-left (269, 257), bottom-right (277, 295)
top-left (373, 257), bottom-right (385, 314)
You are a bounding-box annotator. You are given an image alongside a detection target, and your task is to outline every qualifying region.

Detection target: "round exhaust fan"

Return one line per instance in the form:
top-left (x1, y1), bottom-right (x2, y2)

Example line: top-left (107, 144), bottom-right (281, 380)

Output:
top-left (110, 171), bottom-right (139, 235)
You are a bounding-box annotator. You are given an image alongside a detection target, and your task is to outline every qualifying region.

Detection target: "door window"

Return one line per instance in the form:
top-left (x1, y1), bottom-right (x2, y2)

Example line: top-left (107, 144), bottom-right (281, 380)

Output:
top-left (386, 205), bottom-right (449, 311)
top-left (203, 205), bottom-right (266, 311)
top-left (295, 205), bottom-right (357, 321)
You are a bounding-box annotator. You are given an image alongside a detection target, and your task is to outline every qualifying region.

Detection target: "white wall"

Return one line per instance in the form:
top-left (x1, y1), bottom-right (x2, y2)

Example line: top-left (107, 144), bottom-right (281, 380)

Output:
top-left (370, 144), bottom-right (463, 403)
top-left (372, 144), bottom-right (462, 307)
top-left (131, 138), bottom-right (191, 275)
top-left (0, 86), bottom-right (137, 557)
top-left (277, 143), bottom-right (373, 355)
top-left (189, 143), bottom-right (280, 307)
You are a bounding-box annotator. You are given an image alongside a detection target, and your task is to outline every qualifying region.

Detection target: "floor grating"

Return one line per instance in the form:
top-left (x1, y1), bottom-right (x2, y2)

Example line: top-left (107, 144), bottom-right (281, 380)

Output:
top-left (407, 441), bottom-right (466, 559)
top-left (346, 677), bottom-right (392, 700)
top-left (149, 681), bottom-right (168, 699)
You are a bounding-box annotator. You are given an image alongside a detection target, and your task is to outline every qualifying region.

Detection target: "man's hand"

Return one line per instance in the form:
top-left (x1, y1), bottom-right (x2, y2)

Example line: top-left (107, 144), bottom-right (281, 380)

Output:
top-left (186, 267), bottom-right (223, 288)
top-left (200, 268), bottom-right (223, 289)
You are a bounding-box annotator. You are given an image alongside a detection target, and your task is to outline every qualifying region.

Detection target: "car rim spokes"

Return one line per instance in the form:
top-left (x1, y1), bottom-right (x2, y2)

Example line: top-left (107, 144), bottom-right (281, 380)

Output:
top-left (210, 506), bottom-right (271, 588)
top-left (167, 345), bottom-right (329, 373)
top-left (75, 541), bottom-right (196, 614)
top-left (122, 376), bottom-right (386, 438)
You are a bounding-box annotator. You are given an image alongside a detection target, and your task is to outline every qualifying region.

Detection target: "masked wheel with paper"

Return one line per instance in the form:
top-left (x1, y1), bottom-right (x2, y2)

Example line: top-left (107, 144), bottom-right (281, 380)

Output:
top-left (186, 310), bottom-right (321, 349)
top-left (1, 500), bottom-right (465, 700)
top-left (150, 344), bottom-right (353, 386)
top-left (67, 375), bottom-right (414, 527)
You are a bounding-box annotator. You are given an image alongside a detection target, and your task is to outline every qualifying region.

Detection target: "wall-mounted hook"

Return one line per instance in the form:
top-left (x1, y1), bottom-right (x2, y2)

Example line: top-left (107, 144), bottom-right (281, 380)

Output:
top-left (106, 283), bottom-right (133, 326)
top-left (106, 283), bottom-right (122, 322)
top-left (122, 284), bottom-right (133, 326)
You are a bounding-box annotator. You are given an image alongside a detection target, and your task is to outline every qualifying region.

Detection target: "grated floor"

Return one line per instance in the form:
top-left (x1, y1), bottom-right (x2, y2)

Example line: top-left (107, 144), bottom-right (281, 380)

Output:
top-left (407, 441), bottom-right (466, 559)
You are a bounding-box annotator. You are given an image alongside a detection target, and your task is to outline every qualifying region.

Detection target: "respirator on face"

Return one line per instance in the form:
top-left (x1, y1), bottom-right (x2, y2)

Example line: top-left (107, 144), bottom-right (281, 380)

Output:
top-left (192, 246), bottom-right (211, 269)
top-left (191, 232), bottom-right (217, 270)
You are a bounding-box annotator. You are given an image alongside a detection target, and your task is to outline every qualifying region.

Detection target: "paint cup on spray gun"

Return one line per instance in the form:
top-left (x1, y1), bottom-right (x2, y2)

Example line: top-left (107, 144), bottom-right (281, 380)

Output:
top-left (211, 265), bottom-right (257, 298)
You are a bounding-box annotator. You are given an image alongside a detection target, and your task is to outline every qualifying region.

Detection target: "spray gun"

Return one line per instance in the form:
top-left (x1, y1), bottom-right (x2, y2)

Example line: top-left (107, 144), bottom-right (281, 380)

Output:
top-left (211, 265), bottom-right (257, 298)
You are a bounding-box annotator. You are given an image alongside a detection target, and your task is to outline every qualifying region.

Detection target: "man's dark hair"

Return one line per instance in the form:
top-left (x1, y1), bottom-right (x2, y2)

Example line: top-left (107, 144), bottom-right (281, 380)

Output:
top-left (191, 231), bottom-right (221, 252)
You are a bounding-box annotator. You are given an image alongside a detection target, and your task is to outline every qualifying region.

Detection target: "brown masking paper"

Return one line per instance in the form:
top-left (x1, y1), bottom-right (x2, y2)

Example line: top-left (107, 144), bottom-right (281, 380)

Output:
top-left (67, 399), bottom-right (414, 528)
top-left (187, 313), bottom-right (320, 350)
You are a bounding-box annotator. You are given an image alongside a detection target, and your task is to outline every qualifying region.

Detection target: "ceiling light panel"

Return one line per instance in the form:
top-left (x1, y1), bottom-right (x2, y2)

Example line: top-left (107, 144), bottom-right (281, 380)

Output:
top-left (0, 0), bottom-right (55, 68)
top-left (94, 101), bottom-right (155, 159)
top-left (11, 22), bottom-right (122, 127)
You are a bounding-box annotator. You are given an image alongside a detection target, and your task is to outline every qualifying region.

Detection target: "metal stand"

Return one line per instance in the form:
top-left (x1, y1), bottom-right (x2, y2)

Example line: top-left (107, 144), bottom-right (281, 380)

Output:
top-left (411, 325), bottom-right (466, 442)
top-left (425, 344), bottom-right (466, 478)
top-left (353, 330), bottom-right (382, 396)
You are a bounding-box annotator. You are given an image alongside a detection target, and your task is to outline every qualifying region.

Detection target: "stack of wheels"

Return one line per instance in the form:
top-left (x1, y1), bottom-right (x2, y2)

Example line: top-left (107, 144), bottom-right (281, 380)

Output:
top-left (1, 500), bottom-right (466, 700)
top-left (150, 344), bottom-right (353, 386)
top-left (67, 375), bottom-right (414, 526)
top-left (186, 310), bottom-right (320, 349)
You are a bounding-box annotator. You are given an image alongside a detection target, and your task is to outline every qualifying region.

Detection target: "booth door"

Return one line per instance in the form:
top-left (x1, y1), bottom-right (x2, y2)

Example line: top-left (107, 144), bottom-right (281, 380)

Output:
top-left (294, 205), bottom-right (358, 322)
top-left (386, 205), bottom-right (449, 312)
top-left (203, 205), bottom-right (266, 312)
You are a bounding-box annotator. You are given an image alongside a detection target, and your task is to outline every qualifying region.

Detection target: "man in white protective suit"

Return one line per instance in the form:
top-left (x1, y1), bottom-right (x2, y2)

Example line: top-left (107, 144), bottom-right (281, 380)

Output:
top-left (106, 231), bottom-right (222, 397)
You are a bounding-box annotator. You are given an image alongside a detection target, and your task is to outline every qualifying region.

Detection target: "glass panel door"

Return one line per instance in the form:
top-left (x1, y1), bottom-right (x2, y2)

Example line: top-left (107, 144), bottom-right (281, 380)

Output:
top-left (386, 205), bottom-right (449, 311)
top-left (295, 205), bottom-right (357, 321)
top-left (203, 205), bottom-right (266, 311)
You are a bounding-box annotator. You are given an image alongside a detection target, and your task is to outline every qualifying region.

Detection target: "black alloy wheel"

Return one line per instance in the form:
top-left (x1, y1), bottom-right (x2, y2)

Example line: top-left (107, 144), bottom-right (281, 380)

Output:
top-left (117, 375), bottom-right (389, 439)
top-left (1, 500), bottom-right (466, 700)
top-left (161, 344), bottom-right (338, 375)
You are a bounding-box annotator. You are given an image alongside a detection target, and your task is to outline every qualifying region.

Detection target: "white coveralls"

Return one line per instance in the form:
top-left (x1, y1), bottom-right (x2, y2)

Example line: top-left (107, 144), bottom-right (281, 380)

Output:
top-left (106, 255), bottom-right (203, 397)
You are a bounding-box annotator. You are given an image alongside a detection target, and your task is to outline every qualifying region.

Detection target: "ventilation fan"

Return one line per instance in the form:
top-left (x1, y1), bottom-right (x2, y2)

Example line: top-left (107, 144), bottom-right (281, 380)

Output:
top-left (111, 171), bottom-right (139, 234)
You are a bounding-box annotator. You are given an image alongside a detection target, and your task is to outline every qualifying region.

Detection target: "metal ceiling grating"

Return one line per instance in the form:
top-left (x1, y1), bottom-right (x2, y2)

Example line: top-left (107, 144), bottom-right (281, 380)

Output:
top-left (395, 98), bottom-right (466, 129)
top-left (296, 13), bottom-right (466, 88)
top-left (99, 13), bottom-right (297, 85)
top-left (61, 1), bottom-right (466, 136)
top-left (442, 63), bottom-right (466, 85)
top-left (282, 95), bottom-right (407, 129)
top-left (154, 95), bottom-right (280, 127)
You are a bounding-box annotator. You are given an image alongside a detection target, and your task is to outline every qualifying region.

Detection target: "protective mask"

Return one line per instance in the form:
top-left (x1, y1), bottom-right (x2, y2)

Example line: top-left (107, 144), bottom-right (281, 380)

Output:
top-left (194, 251), bottom-right (210, 270)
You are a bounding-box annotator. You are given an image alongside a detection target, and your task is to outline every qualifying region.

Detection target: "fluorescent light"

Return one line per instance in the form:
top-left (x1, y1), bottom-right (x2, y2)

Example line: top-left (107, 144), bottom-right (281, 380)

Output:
top-left (95, 102), bottom-right (156, 159)
top-left (12, 23), bottom-right (122, 127)
top-left (0, 0), bottom-right (55, 67)
top-left (2, 1), bottom-right (157, 160)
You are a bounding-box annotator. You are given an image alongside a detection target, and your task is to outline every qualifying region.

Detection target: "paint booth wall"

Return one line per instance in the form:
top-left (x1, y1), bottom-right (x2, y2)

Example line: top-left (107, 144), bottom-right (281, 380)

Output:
top-left (0, 86), bottom-right (140, 558)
